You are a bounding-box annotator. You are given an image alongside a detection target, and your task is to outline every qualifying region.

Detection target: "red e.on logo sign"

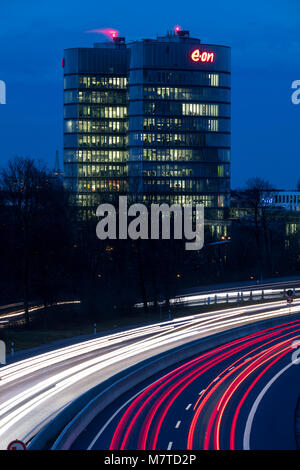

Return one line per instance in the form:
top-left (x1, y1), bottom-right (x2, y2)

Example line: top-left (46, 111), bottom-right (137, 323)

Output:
top-left (191, 49), bottom-right (215, 63)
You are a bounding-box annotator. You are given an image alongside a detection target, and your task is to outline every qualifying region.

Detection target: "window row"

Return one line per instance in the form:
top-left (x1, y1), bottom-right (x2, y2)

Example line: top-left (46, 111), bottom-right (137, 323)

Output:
top-left (65, 164), bottom-right (127, 178)
top-left (64, 150), bottom-right (128, 163)
top-left (139, 193), bottom-right (220, 207)
top-left (182, 103), bottom-right (219, 117)
top-left (142, 86), bottom-right (227, 101)
top-left (64, 148), bottom-right (230, 164)
top-left (141, 70), bottom-right (227, 87)
top-left (136, 197), bottom-right (228, 215)
top-left (139, 164), bottom-right (228, 178)
top-left (77, 179), bottom-right (127, 192)
top-left (64, 119), bottom-right (127, 134)
top-left (141, 179), bottom-right (229, 192)
top-left (275, 194), bottom-right (300, 204)
top-left (68, 192), bottom-right (227, 210)
top-left (77, 135), bottom-right (127, 148)
top-left (142, 101), bottom-right (228, 117)
top-left (139, 148), bottom-right (230, 162)
top-left (65, 163), bottom-right (228, 179)
top-left (131, 132), bottom-right (223, 146)
top-left (286, 224), bottom-right (299, 235)
top-left (74, 192), bottom-right (129, 209)
top-left (66, 105), bottom-right (127, 119)
top-left (140, 117), bottom-right (221, 132)
top-left (64, 90), bottom-right (127, 105)
top-left (76, 105), bottom-right (128, 119)
top-left (65, 75), bottom-right (127, 90)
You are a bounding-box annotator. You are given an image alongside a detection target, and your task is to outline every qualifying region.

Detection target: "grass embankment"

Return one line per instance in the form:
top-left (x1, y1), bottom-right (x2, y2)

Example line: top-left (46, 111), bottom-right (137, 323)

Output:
top-left (0, 296), bottom-right (287, 353)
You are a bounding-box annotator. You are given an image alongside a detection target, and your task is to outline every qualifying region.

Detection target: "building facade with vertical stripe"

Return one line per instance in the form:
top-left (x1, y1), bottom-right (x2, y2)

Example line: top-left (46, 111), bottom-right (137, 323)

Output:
top-left (63, 29), bottom-right (231, 230)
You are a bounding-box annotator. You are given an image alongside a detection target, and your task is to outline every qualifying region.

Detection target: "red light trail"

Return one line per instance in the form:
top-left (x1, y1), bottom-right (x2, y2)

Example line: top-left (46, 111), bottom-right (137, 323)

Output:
top-left (107, 320), bottom-right (300, 450)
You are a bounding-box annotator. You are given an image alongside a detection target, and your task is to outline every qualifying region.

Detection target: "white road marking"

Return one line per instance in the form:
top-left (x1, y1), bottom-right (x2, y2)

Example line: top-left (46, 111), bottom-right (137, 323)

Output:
top-left (185, 403), bottom-right (192, 410)
top-left (86, 382), bottom-right (154, 450)
top-left (167, 441), bottom-right (173, 450)
top-left (0, 298), bottom-right (297, 448)
top-left (243, 362), bottom-right (292, 450)
top-left (175, 421), bottom-right (181, 429)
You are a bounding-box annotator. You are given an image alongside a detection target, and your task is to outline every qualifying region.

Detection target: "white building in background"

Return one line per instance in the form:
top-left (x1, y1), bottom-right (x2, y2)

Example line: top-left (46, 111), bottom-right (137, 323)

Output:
top-left (261, 190), bottom-right (300, 212)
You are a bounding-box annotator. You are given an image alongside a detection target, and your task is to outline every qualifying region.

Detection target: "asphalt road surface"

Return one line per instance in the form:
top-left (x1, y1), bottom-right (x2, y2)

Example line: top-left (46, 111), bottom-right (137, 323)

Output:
top-left (1, 299), bottom-right (300, 449)
top-left (72, 318), bottom-right (300, 450)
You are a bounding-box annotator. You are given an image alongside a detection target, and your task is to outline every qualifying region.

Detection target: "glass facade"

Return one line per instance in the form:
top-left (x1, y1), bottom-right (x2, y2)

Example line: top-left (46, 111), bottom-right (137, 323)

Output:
top-left (128, 35), bottom-right (231, 220)
top-left (63, 45), bottom-right (130, 219)
top-left (64, 32), bottom-right (231, 222)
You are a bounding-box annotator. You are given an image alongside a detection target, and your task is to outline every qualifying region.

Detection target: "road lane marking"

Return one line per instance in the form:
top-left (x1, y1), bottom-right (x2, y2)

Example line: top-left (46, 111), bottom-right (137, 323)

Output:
top-left (243, 361), bottom-right (292, 450)
top-left (167, 441), bottom-right (173, 450)
top-left (175, 421), bottom-right (181, 429)
top-left (87, 388), bottom-right (150, 449)
top-left (185, 403), bottom-right (192, 410)
top-left (1, 299), bottom-right (298, 448)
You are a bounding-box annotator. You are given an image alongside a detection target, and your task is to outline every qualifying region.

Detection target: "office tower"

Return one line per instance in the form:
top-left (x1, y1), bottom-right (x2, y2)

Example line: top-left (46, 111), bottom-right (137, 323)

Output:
top-left (63, 38), bottom-right (130, 218)
top-left (63, 29), bottom-right (230, 227)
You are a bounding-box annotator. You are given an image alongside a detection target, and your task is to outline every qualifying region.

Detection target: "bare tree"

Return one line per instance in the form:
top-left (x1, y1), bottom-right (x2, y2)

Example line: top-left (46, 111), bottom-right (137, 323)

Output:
top-left (0, 157), bottom-right (72, 325)
top-left (232, 177), bottom-right (276, 277)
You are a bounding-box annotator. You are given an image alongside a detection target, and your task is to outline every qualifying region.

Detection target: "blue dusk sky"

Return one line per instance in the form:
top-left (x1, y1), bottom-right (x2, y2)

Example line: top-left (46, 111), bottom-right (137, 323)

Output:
top-left (0, 0), bottom-right (299, 188)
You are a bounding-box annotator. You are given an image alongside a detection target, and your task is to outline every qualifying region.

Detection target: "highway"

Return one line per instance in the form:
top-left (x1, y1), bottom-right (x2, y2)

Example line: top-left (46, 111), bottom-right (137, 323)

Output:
top-left (72, 318), bottom-right (300, 450)
top-left (1, 277), bottom-right (299, 326)
top-left (0, 300), bottom-right (81, 327)
top-left (1, 298), bottom-right (300, 449)
top-left (136, 278), bottom-right (300, 308)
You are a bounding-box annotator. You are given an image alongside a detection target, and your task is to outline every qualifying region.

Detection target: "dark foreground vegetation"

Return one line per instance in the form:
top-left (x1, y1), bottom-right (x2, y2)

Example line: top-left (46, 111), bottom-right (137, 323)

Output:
top-left (0, 157), bottom-right (299, 332)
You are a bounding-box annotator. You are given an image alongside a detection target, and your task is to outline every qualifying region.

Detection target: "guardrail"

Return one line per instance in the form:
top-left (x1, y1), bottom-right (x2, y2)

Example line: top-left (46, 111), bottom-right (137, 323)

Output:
top-left (28, 311), bottom-right (300, 450)
top-left (0, 300), bottom-right (81, 329)
top-left (136, 287), bottom-right (299, 310)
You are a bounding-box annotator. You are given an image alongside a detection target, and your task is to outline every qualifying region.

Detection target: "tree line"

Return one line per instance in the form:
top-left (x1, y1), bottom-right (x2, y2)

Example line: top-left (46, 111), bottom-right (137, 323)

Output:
top-left (0, 158), bottom-right (299, 327)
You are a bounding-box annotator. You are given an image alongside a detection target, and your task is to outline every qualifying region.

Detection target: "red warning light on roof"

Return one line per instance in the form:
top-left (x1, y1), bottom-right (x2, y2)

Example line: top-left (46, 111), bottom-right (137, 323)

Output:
top-left (107, 29), bottom-right (119, 39)
top-left (86, 28), bottom-right (119, 40)
top-left (191, 49), bottom-right (215, 63)
top-left (174, 25), bottom-right (181, 33)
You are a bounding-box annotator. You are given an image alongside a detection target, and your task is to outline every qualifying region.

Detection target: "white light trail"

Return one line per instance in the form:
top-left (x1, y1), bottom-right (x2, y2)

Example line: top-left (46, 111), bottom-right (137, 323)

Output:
top-left (0, 299), bottom-right (299, 445)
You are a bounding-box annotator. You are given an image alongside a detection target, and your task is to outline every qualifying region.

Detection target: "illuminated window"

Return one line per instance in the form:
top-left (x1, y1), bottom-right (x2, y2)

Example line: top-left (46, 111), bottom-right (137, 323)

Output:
top-left (182, 103), bottom-right (219, 117)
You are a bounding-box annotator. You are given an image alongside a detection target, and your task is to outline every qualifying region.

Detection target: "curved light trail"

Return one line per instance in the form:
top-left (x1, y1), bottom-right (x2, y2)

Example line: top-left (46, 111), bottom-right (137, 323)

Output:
top-left (1, 299), bottom-right (300, 449)
top-left (83, 320), bottom-right (300, 451)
